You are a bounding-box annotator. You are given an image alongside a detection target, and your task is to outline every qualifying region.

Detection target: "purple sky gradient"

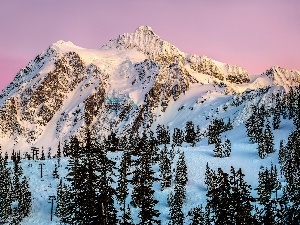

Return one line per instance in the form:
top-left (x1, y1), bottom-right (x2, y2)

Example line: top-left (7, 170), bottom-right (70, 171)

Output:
top-left (0, 0), bottom-right (299, 91)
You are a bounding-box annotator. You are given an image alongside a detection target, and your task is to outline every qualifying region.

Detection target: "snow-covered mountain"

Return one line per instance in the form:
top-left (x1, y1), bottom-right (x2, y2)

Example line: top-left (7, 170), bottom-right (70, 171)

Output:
top-left (0, 25), bottom-right (299, 152)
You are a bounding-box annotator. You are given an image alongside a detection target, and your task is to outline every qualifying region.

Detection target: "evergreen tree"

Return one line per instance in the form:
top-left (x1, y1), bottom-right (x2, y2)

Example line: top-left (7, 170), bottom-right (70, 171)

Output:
top-left (57, 142), bottom-right (61, 166)
top-left (256, 166), bottom-right (278, 224)
top-left (169, 152), bottom-right (188, 225)
top-left (52, 163), bottom-right (59, 179)
top-left (206, 167), bottom-right (256, 225)
top-left (272, 93), bottom-right (282, 130)
top-left (89, 133), bottom-right (117, 225)
top-left (18, 176), bottom-right (31, 218)
top-left (273, 109), bottom-right (281, 130)
top-left (159, 145), bottom-right (172, 190)
top-left (10, 160), bottom-right (32, 223)
top-left (195, 125), bottom-right (202, 142)
top-left (107, 131), bottom-right (119, 152)
top-left (185, 121), bottom-right (196, 146)
top-left (223, 138), bottom-right (231, 157)
top-left (40, 147), bottom-right (45, 160)
top-left (226, 118), bottom-right (233, 131)
top-left (116, 151), bottom-right (131, 225)
top-left (56, 179), bottom-right (73, 224)
top-left (257, 119), bottom-right (275, 159)
top-left (156, 124), bottom-right (170, 145)
top-left (175, 152), bottom-right (188, 189)
top-left (148, 130), bottom-right (160, 163)
top-left (187, 205), bottom-right (206, 225)
top-left (172, 128), bottom-right (184, 147)
top-left (61, 130), bottom-right (117, 225)
top-left (264, 119), bottom-right (275, 154)
top-left (278, 140), bottom-right (285, 165)
top-left (47, 147), bottom-right (52, 159)
top-left (207, 168), bottom-right (232, 225)
top-left (229, 167), bottom-right (256, 224)
top-left (245, 105), bottom-right (265, 143)
top-left (123, 205), bottom-right (134, 225)
top-left (0, 155), bottom-right (12, 223)
top-left (169, 188), bottom-right (184, 225)
top-left (207, 118), bottom-right (227, 145)
top-left (204, 163), bottom-right (216, 191)
top-left (213, 135), bottom-right (222, 158)
top-left (279, 129), bottom-right (300, 224)
top-left (131, 140), bottom-right (160, 225)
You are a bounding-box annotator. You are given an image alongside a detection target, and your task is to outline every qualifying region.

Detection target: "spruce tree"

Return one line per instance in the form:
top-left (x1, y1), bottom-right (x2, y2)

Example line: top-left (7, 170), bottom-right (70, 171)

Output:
top-left (278, 140), bottom-right (285, 165)
top-left (91, 133), bottom-right (117, 225)
top-left (169, 187), bottom-right (184, 225)
top-left (273, 109), bottom-right (281, 130)
top-left (264, 119), bottom-right (275, 154)
top-left (159, 145), bottom-right (172, 190)
top-left (55, 179), bottom-right (73, 224)
top-left (187, 205), bottom-right (206, 225)
top-left (47, 147), bottom-right (52, 159)
top-left (18, 176), bottom-right (31, 218)
top-left (195, 125), bottom-right (202, 142)
top-left (52, 163), bottom-right (59, 179)
top-left (10, 160), bottom-right (32, 223)
top-left (62, 130), bottom-right (117, 225)
top-left (207, 168), bottom-right (232, 225)
top-left (0, 155), bottom-right (12, 223)
top-left (116, 151), bottom-right (131, 225)
top-left (57, 141), bottom-right (61, 167)
top-left (175, 152), bottom-right (188, 189)
top-left (213, 135), bottom-right (222, 158)
top-left (204, 163), bottom-right (216, 191)
top-left (272, 93), bottom-right (282, 130)
top-left (172, 128), bottom-right (184, 147)
top-left (223, 138), bottom-right (231, 157)
top-left (279, 129), bottom-right (300, 223)
top-left (156, 124), bottom-right (170, 145)
top-left (185, 121), bottom-right (196, 146)
top-left (131, 141), bottom-right (160, 225)
top-left (107, 131), bottom-right (119, 152)
top-left (256, 166), bottom-right (279, 224)
top-left (123, 205), bottom-right (134, 225)
top-left (40, 147), bottom-right (45, 160)
top-left (245, 105), bottom-right (265, 143)
top-left (230, 167), bottom-right (256, 224)
top-left (169, 152), bottom-right (188, 225)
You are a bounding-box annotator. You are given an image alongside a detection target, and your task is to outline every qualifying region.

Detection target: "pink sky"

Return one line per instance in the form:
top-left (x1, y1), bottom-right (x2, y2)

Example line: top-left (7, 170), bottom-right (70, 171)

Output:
top-left (0, 0), bottom-right (299, 91)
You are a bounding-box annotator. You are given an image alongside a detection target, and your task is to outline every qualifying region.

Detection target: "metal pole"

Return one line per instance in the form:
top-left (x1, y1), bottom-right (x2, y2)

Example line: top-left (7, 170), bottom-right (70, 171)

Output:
top-left (48, 196), bottom-right (56, 221)
top-left (50, 198), bottom-right (54, 221)
top-left (40, 163), bottom-right (43, 178)
top-left (39, 163), bottom-right (45, 178)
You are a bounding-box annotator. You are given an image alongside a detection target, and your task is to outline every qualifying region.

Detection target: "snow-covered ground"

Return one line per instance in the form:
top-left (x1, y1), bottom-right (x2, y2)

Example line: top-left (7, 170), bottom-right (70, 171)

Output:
top-left (11, 115), bottom-right (293, 224)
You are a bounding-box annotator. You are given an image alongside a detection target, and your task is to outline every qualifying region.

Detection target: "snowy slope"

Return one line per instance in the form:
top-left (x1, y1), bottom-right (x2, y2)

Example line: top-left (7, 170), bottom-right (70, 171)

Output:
top-left (14, 117), bottom-right (294, 224)
top-left (0, 25), bottom-right (299, 154)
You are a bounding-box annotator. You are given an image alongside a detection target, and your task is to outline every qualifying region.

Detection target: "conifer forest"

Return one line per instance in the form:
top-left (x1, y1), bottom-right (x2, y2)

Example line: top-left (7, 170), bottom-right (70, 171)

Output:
top-left (1, 86), bottom-right (300, 224)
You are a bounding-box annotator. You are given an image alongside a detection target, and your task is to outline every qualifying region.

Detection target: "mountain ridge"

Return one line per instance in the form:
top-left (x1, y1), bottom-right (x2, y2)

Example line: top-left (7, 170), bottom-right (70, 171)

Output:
top-left (0, 25), bottom-right (299, 152)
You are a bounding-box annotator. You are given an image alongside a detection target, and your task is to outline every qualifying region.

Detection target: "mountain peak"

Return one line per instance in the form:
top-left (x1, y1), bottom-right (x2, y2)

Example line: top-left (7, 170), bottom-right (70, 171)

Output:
top-left (50, 40), bottom-right (82, 52)
top-left (101, 25), bottom-right (185, 61)
top-left (134, 25), bottom-right (154, 33)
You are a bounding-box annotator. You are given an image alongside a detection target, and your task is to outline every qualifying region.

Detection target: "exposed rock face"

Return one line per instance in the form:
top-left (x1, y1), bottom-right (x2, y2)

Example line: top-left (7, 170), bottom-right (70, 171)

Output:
top-left (263, 66), bottom-right (300, 88)
top-left (186, 54), bottom-right (250, 84)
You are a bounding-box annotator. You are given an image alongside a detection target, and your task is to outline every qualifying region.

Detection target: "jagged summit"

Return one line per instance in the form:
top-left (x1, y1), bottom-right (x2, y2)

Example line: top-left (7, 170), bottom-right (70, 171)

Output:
top-left (134, 25), bottom-right (154, 33)
top-left (262, 66), bottom-right (300, 89)
top-left (101, 25), bottom-right (185, 61)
